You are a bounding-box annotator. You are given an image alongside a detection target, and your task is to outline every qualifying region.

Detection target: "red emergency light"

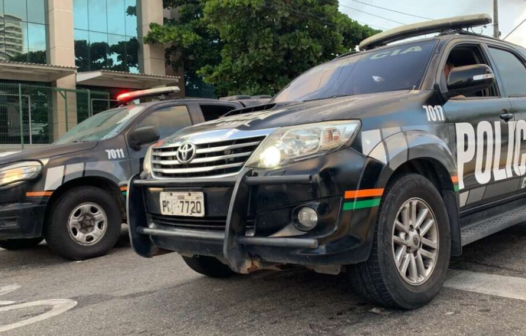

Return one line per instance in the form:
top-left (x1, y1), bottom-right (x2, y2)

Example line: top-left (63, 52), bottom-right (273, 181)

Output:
top-left (117, 86), bottom-right (180, 103)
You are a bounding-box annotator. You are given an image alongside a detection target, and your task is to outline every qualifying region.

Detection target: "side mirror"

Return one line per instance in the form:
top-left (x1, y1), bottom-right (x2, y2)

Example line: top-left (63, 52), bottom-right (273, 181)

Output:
top-left (446, 64), bottom-right (495, 98)
top-left (128, 126), bottom-right (160, 149)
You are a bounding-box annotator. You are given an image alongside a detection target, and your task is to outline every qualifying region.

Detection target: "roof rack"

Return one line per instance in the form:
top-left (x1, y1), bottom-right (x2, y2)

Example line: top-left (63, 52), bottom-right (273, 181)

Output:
top-left (117, 86), bottom-right (180, 103)
top-left (359, 14), bottom-right (492, 50)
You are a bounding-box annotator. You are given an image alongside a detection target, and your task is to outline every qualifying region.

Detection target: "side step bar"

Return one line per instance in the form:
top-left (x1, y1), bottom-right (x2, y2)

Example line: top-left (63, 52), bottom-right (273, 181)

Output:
top-left (461, 204), bottom-right (526, 246)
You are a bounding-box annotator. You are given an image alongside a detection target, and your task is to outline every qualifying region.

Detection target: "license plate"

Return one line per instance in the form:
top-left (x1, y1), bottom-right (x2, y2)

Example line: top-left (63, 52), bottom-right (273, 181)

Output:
top-left (160, 192), bottom-right (205, 217)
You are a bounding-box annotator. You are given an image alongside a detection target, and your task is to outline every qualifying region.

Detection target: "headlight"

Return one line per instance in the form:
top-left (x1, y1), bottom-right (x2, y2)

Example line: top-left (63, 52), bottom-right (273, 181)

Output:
top-left (247, 121), bottom-right (360, 169)
top-left (143, 145), bottom-right (154, 175)
top-left (0, 161), bottom-right (42, 187)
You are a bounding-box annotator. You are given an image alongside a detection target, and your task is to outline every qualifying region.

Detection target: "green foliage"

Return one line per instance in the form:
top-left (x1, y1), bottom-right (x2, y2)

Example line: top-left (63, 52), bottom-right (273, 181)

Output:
top-left (146, 0), bottom-right (379, 97)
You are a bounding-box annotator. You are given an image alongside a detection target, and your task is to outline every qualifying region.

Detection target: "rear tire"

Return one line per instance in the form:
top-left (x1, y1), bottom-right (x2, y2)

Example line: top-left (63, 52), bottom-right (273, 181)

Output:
top-left (44, 186), bottom-right (122, 261)
top-left (182, 256), bottom-right (236, 278)
top-left (348, 174), bottom-right (451, 309)
top-left (0, 238), bottom-right (43, 250)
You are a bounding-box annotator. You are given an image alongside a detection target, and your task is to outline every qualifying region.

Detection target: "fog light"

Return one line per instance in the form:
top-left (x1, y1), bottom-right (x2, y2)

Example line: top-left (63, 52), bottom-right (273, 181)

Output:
top-left (296, 207), bottom-right (318, 231)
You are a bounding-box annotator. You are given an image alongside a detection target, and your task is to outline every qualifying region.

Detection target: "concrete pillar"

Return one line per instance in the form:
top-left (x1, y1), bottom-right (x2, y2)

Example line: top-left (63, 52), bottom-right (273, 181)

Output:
top-left (48, 0), bottom-right (77, 139)
top-left (138, 0), bottom-right (166, 76)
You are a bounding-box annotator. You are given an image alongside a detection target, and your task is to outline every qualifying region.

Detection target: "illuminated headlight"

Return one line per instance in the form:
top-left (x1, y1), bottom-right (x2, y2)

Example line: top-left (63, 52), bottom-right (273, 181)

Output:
top-left (143, 145), bottom-right (154, 175)
top-left (247, 121), bottom-right (360, 169)
top-left (0, 161), bottom-right (42, 187)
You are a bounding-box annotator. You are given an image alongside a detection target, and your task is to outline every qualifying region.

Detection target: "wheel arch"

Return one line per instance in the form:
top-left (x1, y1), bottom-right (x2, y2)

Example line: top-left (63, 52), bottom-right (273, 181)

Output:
top-left (43, 176), bottom-right (125, 230)
top-left (374, 131), bottom-right (461, 256)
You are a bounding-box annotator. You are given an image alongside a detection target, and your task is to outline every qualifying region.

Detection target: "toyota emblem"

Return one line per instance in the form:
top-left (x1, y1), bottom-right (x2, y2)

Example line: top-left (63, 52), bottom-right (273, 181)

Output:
top-left (176, 141), bottom-right (197, 163)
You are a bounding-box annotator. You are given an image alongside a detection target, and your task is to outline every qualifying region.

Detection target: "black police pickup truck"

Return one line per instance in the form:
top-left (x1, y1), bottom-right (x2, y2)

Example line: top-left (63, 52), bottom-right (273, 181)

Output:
top-left (127, 14), bottom-right (526, 309)
top-left (0, 87), bottom-right (268, 260)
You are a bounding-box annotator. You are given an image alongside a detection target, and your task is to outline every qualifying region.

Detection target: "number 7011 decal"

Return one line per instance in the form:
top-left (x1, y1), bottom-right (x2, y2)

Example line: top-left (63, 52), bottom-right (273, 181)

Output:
top-left (106, 149), bottom-right (125, 160)
top-left (423, 105), bottom-right (445, 122)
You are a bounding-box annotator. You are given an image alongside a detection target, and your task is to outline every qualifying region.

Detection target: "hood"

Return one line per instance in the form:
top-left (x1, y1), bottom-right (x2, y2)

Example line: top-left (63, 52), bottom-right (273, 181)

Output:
top-left (168, 90), bottom-right (419, 141)
top-left (0, 142), bottom-right (98, 166)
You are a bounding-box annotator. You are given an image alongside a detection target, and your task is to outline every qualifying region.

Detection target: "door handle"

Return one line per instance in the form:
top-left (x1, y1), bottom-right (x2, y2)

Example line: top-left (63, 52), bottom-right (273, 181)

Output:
top-left (500, 110), bottom-right (513, 122)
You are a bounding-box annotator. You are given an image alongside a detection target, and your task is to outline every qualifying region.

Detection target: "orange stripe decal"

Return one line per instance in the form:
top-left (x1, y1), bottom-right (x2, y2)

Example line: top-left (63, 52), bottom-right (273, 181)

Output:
top-left (120, 186), bottom-right (128, 191)
top-left (345, 189), bottom-right (384, 199)
top-left (26, 191), bottom-right (53, 197)
top-left (451, 176), bottom-right (459, 183)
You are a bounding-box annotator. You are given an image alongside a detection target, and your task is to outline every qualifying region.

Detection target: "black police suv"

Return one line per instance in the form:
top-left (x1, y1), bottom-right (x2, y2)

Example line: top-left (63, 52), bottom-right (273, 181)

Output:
top-left (0, 87), bottom-right (268, 260)
top-left (127, 14), bottom-right (526, 309)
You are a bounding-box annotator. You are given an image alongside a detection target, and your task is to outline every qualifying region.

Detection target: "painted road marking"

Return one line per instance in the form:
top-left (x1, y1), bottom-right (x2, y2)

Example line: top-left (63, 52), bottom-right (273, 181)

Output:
top-left (445, 270), bottom-right (526, 301)
top-left (0, 300), bottom-right (78, 333)
top-left (0, 284), bottom-right (20, 296)
top-left (0, 284), bottom-right (77, 333)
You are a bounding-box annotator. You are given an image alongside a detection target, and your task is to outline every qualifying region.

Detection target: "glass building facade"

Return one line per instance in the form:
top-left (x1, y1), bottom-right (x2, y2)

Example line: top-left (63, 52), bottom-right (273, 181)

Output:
top-left (0, 0), bottom-right (48, 64)
top-left (74, 0), bottom-right (139, 73)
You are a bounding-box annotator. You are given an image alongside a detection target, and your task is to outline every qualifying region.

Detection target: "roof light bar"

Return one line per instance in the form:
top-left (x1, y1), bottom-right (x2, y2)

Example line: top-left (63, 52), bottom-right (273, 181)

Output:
top-left (117, 86), bottom-right (180, 103)
top-left (359, 14), bottom-right (492, 50)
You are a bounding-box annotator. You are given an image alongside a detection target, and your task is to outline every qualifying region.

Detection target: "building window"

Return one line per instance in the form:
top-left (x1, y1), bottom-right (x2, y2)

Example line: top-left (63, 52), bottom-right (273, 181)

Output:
top-left (74, 0), bottom-right (139, 73)
top-left (0, 0), bottom-right (49, 64)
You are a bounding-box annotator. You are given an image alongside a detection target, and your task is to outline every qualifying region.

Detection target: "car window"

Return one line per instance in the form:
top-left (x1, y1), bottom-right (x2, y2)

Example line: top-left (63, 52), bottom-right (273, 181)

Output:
top-left (138, 105), bottom-right (193, 139)
top-left (488, 47), bottom-right (526, 97)
top-left (444, 45), bottom-right (498, 97)
top-left (273, 40), bottom-right (438, 103)
top-left (200, 104), bottom-right (237, 121)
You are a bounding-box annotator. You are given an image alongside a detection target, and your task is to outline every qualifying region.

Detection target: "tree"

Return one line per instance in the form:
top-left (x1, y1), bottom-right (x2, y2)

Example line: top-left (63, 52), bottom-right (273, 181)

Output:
top-left (145, 0), bottom-right (379, 96)
top-left (145, 0), bottom-right (222, 97)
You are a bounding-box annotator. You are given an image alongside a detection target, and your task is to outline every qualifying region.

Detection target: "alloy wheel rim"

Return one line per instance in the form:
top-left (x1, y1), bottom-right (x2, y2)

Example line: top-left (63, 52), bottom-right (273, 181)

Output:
top-left (67, 203), bottom-right (108, 246)
top-left (391, 198), bottom-right (439, 286)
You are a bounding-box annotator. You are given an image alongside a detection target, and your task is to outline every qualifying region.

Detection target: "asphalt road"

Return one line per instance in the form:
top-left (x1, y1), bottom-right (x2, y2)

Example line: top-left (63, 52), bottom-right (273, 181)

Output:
top-left (3, 224), bottom-right (526, 336)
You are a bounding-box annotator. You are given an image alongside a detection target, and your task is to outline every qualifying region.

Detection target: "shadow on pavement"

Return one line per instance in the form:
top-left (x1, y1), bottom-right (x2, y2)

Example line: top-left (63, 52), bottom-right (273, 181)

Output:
top-left (0, 226), bottom-right (131, 272)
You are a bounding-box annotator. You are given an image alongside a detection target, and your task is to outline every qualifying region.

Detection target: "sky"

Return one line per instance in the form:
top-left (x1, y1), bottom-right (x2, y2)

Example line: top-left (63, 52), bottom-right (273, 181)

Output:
top-left (338, 0), bottom-right (526, 48)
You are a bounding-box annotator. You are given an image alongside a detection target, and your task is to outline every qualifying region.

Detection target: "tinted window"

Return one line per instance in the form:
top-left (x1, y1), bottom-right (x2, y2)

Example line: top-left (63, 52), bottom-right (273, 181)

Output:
top-left (200, 104), bottom-right (237, 121)
top-left (273, 40), bottom-right (438, 103)
top-left (1, 0), bottom-right (48, 64)
top-left (138, 106), bottom-right (193, 139)
top-left (73, 0), bottom-right (138, 72)
top-left (489, 48), bottom-right (526, 97)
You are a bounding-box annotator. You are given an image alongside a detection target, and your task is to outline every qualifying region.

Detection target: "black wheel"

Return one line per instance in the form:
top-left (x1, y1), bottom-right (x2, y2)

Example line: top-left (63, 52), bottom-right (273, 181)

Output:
top-left (44, 186), bottom-right (122, 261)
top-left (348, 174), bottom-right (451, 309)
top-left (182, 255), bottom-right (236, 278)
top-left (0, 238), bottom-right (43, 250)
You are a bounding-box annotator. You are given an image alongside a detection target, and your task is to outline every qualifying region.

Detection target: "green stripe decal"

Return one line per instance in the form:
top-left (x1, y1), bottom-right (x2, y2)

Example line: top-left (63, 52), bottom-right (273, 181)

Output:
top-left (343, 198), bottom-right (381, 211)
top-left (454, 185), bottom-right (459, 192)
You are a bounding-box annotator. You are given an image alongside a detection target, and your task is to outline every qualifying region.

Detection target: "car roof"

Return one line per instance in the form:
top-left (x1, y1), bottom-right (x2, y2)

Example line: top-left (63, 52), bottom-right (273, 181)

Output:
top-left (122, 98), bottom-right (244, 109)
top-left (336, 33), bottom-right (523, 63)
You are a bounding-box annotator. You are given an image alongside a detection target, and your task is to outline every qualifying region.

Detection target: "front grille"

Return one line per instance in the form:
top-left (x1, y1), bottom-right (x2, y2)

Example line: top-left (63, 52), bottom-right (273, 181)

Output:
top-left (150, 214), bottom-right (227, 230)
top-left (152, 136), bottom-right (265, 178)
top-left (150, 214), bottom-right (255, 231)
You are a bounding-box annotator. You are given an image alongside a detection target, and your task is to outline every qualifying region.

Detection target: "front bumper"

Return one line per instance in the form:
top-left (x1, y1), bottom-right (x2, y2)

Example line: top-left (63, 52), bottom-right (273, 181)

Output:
top-left (0, 202), bottom-right (47, 240)
top-left (128, 150), bottom-right (384, 273)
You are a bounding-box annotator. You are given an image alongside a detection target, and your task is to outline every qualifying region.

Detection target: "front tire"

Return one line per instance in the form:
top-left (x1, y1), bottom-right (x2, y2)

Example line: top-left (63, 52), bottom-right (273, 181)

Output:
top-left (182, 256), bottom-right (236, 278)
top-left (44, 186), bottom-right (122, 261)
top-left (0, 238), bottom-right (43, 250)
top-left (348, 174), bottom-right (451, 309)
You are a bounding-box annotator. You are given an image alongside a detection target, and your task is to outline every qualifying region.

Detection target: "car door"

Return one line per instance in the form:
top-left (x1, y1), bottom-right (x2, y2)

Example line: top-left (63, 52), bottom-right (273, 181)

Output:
top-left (486, 46), bottom-right (526, 195)
top-left (127, 104), bottom-right (194, 174)
top-left (439, 42), bottom-right (513, 210)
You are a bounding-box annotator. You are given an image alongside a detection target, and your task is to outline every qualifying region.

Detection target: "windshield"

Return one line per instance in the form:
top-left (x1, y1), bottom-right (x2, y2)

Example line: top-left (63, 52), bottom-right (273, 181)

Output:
top-left (273, 40), bottom-right (438, 103)
top-left (55, 105), bottom-right (145, 144)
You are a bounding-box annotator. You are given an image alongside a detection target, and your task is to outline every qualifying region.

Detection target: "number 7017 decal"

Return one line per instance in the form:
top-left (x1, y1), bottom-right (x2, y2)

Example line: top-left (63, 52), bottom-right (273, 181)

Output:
top-left (106, 149), bottom-right (125, 160)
